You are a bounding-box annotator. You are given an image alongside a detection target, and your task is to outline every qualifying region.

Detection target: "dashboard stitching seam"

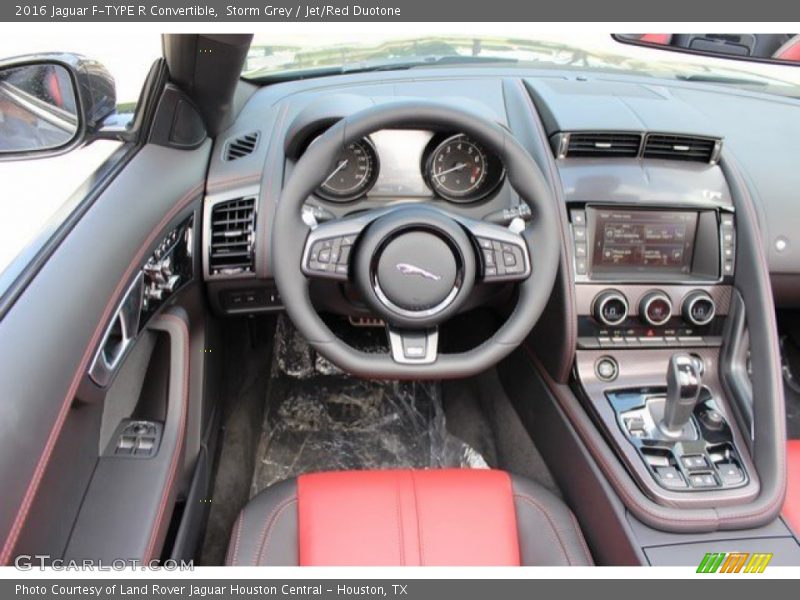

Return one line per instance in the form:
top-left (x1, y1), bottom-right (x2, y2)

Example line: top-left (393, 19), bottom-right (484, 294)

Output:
top-left (517, 78), bottom-right (577, 382)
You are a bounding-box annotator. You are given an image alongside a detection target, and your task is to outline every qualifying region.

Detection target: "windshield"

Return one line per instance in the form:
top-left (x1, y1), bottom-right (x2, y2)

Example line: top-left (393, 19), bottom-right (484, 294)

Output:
top-left (244, 30), bottom-right (800, 98)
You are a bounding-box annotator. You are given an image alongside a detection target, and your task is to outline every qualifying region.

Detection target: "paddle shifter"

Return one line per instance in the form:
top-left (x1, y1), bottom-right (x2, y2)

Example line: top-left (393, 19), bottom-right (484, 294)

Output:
top-left (660, 354), bottom-right (703, 438)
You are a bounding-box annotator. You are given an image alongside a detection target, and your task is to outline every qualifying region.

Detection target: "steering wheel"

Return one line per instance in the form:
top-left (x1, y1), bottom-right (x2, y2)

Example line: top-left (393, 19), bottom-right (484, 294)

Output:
top-left (273, 101), bottom-right (561, 379)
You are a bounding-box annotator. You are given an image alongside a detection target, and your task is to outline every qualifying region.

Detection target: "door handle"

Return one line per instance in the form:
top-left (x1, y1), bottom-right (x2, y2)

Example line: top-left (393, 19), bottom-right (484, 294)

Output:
top-left (89, 272), bottom-right (144, 387)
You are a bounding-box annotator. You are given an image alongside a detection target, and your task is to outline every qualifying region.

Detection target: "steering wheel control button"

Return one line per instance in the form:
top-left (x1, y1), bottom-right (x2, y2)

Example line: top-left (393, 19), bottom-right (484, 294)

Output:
top-left (639, 291), bottom-right (672, 326)
top-left (593, 290), bottom-right (629, 326)
top-left (306, 235), bottom-right (356, 280)
top-left (476, 237), bottom-right (527, 280)
top-left (655, 466), bottom-right (688, 490)
top-left (375, 231), bottom-right (458, 313)
top-left (682, 291), bottom-right (716, 326)
top-left (595, 356), bottom-right (619, 382)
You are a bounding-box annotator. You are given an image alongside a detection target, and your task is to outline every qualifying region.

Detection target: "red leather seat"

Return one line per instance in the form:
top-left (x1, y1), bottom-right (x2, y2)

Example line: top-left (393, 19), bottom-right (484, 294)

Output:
top-left (784, 440), bottom-right (800, 535)
top-left (226, 469), bottom-right (593, 566)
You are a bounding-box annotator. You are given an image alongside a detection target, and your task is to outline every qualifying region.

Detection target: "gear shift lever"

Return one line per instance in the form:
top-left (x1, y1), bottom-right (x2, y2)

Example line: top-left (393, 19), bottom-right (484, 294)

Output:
top-left (660, 354), bottom-right (702, 437)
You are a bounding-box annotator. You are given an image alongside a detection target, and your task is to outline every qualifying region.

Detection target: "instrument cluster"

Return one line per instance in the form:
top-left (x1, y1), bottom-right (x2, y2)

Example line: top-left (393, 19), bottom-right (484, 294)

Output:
top-left (312, 131), bottom-right (506, 204)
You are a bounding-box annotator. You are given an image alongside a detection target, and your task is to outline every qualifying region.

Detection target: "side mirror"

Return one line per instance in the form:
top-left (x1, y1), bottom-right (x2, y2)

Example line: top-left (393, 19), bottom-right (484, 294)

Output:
top-left (0, 53), bottom-right (116, 160)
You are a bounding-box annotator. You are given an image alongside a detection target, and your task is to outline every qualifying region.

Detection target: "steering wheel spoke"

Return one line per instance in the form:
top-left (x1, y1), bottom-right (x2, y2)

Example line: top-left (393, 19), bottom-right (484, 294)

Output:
top-left (387, 326), bottom-right (439, 365)
top-left (460, 218), bottom-right (532, 283)
top-left (301, 213), bottom-right (373, 281)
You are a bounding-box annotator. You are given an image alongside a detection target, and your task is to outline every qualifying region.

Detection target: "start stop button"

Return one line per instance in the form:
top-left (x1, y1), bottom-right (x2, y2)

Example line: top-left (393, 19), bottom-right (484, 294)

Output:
top-left (595, 356), bottom-right (619, 382)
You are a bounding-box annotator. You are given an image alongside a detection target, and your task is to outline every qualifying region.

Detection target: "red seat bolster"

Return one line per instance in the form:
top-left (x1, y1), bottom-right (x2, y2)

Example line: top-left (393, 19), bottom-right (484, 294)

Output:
top-left (784, 441), bottom-right (800, 535)
top-left (297, 469), bottom-right (521, 566)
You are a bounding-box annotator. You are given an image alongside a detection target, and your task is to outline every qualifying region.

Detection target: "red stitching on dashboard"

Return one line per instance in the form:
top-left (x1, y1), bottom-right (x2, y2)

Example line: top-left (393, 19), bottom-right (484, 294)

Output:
top-left (0, 182), bottom-right (203, 566)
top-left (258, 103), bottom-right (291, 278)
top-left (718, 155), bottom-right (787, 524)
top-left (144, 312), bottom-right (190, 561)
top-left (517, 78), bottom-right (577, 382)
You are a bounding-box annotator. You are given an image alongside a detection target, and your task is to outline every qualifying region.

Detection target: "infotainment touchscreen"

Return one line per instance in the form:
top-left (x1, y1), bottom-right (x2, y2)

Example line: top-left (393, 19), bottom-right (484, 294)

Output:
top-left (588, 208), bottom-right (698, 275)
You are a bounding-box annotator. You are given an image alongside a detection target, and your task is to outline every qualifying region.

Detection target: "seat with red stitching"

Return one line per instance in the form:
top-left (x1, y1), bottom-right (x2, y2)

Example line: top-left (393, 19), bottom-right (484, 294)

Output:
top-left (226, 469), bottom-right (593, 566)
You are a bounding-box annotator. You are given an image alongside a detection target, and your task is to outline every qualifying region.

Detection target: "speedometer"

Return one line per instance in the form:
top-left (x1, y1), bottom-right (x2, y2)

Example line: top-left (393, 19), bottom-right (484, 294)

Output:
top-left (316, 137), bottom-right (379, 202)
top-left (425, 134), bottom-right (504, 203)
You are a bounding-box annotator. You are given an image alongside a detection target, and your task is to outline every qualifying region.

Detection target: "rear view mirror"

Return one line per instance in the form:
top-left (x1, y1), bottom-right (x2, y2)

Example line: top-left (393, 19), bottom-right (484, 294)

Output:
top-left (0, 54), bottom-right (116, 160)
top-left (613, 34), bottom-right (800, 66)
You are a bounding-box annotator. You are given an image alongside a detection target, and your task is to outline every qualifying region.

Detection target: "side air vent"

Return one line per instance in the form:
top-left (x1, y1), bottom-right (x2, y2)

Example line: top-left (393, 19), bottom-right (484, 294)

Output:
top-left (557, 132), bottom-right (643, 158)
top-left (208, 197), bottom-right (256, 276)
top-left (224, 131), bottom-right (260, 161)
top-left (643, 134), bottom-right (721, 163)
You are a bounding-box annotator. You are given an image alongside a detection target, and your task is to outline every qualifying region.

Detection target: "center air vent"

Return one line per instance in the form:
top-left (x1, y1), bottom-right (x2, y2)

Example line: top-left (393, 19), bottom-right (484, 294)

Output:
top-left (224, 131), bottom-right (260, 161)
top-left (559, 132), bottom-right (642, 158)
top-left (208, 197), bottom-right (256, 276)
top-left (643, 134), bottom-right (720, 163)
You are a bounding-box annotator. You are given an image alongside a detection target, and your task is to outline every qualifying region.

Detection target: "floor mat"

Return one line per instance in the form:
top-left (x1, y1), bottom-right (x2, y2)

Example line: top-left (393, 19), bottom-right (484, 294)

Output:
top-left (250, 317), bottom-right (487, 496)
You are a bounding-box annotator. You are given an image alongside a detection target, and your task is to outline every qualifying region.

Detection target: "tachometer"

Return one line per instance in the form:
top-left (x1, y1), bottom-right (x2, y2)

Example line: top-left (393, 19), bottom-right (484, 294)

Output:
top-left (428, 134), bottom-right (487, 200)
top-left (316, 137), bottom-right (379, 202)
top-left (425, 134), bottom-right (503, 203)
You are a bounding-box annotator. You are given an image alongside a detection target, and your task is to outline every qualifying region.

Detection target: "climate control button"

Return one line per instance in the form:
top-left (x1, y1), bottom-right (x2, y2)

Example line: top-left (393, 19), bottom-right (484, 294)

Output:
top-left (682, 291), bottom-right (716, 326)
top-left (593, 290), bottom-right (629, 326)
top-left (639, 291), bottom-right (672, 327)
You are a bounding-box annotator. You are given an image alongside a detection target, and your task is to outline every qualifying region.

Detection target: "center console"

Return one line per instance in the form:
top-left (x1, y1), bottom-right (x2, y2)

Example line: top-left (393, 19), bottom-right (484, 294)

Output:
top-left (568, 204), bottom-right (757, 504)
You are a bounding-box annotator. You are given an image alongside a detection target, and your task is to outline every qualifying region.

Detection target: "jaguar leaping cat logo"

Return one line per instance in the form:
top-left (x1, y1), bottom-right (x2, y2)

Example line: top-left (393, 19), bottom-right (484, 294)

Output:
top-left (395, 263), bottom-right (441, 281)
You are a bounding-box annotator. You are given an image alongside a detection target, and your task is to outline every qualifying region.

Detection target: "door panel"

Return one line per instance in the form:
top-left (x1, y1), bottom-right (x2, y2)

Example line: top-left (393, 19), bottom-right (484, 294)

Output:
top-left (65, 311), bottom-right (190, 561)
top-left (0, 140), bottom-right (210, 564)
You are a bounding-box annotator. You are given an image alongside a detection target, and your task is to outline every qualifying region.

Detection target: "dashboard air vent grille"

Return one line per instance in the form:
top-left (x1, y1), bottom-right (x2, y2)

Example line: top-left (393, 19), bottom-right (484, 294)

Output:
top-left (563, 132), bottom-right (642, 158)
top-left (224, 132), bottom-right (260, 161)
top-left (209, 197), bottom-right (256, 275)
top-left (643, 134), bottom-right (720, 163)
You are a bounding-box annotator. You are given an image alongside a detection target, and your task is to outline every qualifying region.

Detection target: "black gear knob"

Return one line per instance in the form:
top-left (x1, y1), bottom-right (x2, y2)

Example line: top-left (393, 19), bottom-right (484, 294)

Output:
top-left (660, 354), bottom-right (702, 437)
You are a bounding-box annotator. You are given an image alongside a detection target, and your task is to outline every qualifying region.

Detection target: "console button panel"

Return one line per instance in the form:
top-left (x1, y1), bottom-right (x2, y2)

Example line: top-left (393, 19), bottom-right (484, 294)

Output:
top-left (578, 287), bottom-right (726, 349)
top-left (609, 388), bottom-right (748, 492)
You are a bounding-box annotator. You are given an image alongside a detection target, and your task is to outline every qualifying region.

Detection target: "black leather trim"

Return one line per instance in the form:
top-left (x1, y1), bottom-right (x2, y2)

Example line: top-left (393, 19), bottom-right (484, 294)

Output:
top-left (515, 78), bottom-right (577, 383)
top-left (716, 154), bottom-right (787, 528)
top-left (226, 479), bottom-right (298, 566)
top-left (511, 475), bottom-right (593, 565)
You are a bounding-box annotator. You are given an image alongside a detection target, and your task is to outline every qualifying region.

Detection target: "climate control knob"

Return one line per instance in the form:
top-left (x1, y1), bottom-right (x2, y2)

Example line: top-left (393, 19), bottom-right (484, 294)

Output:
top-left (682, 291), bottom-right (716, 326)
top-left (593, 290), bottom-right (629, 326)
top-left (639, 291), bottom-right (672, 326)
